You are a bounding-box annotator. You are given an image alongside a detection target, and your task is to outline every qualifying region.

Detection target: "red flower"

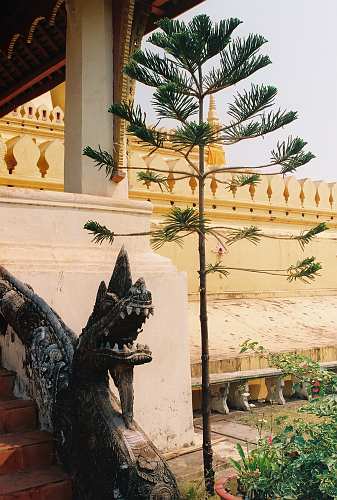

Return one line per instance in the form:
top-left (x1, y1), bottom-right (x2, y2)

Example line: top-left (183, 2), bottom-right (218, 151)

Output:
top-left (268, 435), bottom-right (273, 445)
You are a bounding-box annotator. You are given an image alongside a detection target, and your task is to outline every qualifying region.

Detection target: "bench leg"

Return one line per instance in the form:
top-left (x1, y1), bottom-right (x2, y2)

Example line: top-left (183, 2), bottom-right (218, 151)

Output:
top-left (211, 383), bottom-right (230, 414)
top-left (294, 381), bottom-right (309, 400)
top-left (265, 376), bottom-right (285, 405)
top-left (228, 381), bottom-right (250, 411)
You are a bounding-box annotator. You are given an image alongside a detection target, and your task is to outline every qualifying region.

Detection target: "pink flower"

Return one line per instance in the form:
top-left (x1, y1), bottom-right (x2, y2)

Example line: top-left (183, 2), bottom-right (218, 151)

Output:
top-left (268, 435), bottom-right (273, 445)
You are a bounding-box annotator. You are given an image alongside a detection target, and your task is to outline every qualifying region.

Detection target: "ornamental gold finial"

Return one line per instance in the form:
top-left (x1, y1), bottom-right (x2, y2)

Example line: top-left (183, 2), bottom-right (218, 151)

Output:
top-left (207, 95), bottom-right (220, 128)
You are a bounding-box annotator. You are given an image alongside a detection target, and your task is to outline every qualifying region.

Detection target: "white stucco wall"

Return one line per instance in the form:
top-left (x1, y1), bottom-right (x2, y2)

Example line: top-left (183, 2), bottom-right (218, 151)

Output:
top-left (0, 187), bottom-right (194, 451)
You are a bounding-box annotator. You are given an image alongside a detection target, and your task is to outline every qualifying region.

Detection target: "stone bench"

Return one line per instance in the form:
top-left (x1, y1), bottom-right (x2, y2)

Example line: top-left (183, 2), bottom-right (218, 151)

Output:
top-left (191, 361), bottom-right (337, 414)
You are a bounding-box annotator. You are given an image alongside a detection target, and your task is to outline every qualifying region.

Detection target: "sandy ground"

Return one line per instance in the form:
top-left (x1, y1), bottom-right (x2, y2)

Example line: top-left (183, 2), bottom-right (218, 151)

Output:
top-left (189, 296), bottom-right (337, 364)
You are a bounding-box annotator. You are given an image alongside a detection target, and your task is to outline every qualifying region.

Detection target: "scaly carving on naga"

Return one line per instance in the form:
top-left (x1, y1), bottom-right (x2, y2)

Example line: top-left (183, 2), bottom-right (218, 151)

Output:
top-left (0, 248), bottom-right (180, 499)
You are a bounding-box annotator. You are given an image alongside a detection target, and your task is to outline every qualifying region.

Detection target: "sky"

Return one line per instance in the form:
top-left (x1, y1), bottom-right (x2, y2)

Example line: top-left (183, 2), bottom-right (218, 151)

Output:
top-left (135, 0), bottom-right (337, 181)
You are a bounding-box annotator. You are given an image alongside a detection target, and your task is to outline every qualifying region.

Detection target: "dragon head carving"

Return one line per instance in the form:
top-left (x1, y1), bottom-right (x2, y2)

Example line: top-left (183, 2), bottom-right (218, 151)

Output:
top-left (75, 246), bottom-right (154, 428)
top-left (79, 247), bottom-right (153, 366)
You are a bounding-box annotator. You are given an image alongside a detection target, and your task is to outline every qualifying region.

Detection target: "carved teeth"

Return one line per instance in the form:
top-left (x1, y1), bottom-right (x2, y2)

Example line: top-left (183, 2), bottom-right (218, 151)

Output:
top-left (144, 344), bottom-right (149, 351)
top-left (126, 306), bottom-right (133, 316)
top-left (122, 344), bottom-right (129, 353)
top-left (135, 308), bottom-right (141, 315)
top-left (113, 343), bottom-right (119, 352)
top-left (120, 311), bottom-right (125, 319)
top-left (144, 308), bottom-right (148, 317)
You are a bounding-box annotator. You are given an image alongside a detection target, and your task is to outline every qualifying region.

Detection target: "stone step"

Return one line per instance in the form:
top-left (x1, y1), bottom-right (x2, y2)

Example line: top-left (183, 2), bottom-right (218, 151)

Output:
top-left (0, 399), bottom-right (37, 434)
top-left (0, 466), bottom-right (72, 499)
top-left (0, 370), bottom-right (15, 400)
top-left (0, 431), bottom-right (54, 475)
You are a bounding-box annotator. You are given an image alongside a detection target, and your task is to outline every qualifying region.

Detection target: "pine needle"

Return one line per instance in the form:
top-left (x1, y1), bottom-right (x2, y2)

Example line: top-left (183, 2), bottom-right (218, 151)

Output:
top-left (83, 146), bottom-right (117, 180)
top-left (205, 262), bottom-right (230, 277)
top-left (150, 207), bottom-right (210, 249)
top-left (287, 257), bottom-right (322, 283)
top-left (225, 226), bottom-right (262, 245)
top-left (84, 221), bottom-right (115, 245)
top-left (294, 223), bottom-right (328, 250)
top-left (137, 171), bottom-right (169, 191)
top-left (228, 173), bottom-right (261, 191)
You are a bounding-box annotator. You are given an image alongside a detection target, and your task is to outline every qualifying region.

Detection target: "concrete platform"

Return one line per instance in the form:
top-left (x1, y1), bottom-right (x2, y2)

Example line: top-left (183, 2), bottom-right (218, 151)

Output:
top-left (189, 296), bottom-right (337, 377)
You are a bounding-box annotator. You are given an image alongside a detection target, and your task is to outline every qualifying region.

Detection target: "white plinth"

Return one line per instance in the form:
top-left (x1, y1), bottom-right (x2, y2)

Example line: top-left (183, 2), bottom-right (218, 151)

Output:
top-left (0, 187), bottom-right (194, 450)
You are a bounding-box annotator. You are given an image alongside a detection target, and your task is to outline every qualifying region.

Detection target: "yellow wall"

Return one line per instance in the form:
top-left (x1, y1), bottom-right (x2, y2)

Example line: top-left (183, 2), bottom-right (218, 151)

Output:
top-left (128, 140), bottom-right (337, 298)
top-left (1, 102), bottom-right (336, 299)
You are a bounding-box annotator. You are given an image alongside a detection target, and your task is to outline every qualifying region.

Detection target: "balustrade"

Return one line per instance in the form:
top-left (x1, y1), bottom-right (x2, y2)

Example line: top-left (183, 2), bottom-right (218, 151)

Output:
top-left (0, 103), bottom-right (64, 191)
top-left (0, 104), bottom-right (336, 222)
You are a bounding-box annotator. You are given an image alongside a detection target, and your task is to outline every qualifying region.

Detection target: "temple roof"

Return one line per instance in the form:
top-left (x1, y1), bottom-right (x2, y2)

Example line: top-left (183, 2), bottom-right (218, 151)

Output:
top-left (0, 0), bottom-right (205, 117)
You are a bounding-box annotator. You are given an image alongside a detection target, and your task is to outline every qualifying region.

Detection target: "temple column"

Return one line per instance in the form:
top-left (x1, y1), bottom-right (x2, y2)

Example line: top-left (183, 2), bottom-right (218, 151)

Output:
top-left (64, 0), bottom-right (127, 197)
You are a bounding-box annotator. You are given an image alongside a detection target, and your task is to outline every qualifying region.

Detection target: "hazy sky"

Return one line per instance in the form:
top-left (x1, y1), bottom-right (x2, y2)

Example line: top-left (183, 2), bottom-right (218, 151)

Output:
top-left (135, 0), bottom-right (337, 181)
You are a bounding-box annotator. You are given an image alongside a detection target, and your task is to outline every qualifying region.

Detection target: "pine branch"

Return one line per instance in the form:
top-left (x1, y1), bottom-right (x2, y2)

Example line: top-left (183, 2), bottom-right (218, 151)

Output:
top-left (152, 82), bottom-right (199, 122)
top-left (151, 207), bottom-right (210, 249)
top-left (127, 124), bottom-right (165, 149)
top-left (187, 15), bottom-right (242, 63)
top-left (224, 226), bottom-right (262, 245)
top-left (149, 19), bottom-right (199, 73)
top-left (84, 221), bottom-right (151, 245)
top-left (228, 173), bottom-right (261, 189)
top-left (124, 61), bottom-right (164, 88)
top-left (205, 262), bottom-right (230, 277)
top-left (83, 146), bottom-right (117, 180)
top-left (221, 109), bottom-right (297, 144)
top-left (293, 223), bottom-right (328, 250)
top-left (149, 16), bottom-right (242, 73)
top-left (287, 256), bottom-right (322, 283)
top-left (109, 101), bottom-right (167, 150)
top-left (137, 170), bottom-right (169, 191)
top-left (205, 256), bottom-right (322, 283)
top-left (172, 122), bottom-right (218, 149)
top-left (270, 136), bottom-right (315, 173)
top-left (204, 35), bottom-right (271, 94)
top-left (126, 163), bottom-right (195, 177)
top-left (125, 49), bottom-right (194, 94)
top-left (227, 84), bottom-right (277, 124)
top-left (109, 102), bottom-right (146, 127)
top-left (84, 221), bottom-right (115, 245)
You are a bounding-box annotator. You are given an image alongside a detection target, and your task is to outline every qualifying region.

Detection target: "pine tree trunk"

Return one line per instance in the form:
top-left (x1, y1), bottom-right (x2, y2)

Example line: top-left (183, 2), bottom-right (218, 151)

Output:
top-left (198, 80), bottom-right (215, 495)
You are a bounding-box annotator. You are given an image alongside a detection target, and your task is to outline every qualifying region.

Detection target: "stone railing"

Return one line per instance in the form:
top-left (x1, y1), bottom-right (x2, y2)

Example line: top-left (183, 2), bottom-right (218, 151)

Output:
top-left (0, 103), bottom-right (64, 191)
top-left (128, 137), bottom-right (337, 226)
top-left (1, 107), bottom-right (336, 225)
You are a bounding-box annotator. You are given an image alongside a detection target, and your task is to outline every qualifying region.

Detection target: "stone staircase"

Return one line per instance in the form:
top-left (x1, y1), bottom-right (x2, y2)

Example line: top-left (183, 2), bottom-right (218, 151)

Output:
top-left (0, 366), bottom-right (72, 499)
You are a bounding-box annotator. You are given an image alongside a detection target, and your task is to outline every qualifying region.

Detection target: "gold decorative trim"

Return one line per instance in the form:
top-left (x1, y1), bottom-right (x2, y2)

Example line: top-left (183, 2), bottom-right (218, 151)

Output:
top-left (113, 0), bottom-right (151, 170)
top-left (7, 34), bottom-right (21, 59)
top-left (27, 17), bottom-right (45, 44)
top-left (7, 0), bottom-right (65, 59)
top-left (50, 0), bottom-right (66, 26)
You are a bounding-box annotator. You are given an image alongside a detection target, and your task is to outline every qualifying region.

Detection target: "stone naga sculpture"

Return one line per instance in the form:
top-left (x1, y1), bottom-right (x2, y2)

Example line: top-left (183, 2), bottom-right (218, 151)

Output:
top-left (0, 248), bottom-right (180, 499)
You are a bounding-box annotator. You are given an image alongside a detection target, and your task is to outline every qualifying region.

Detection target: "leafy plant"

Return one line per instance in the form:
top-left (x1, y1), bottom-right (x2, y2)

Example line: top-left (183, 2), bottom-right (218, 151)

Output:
top-left (228, 343), bottom-right (337, 499)
top-left (83, 14), bottom-right (326, 495)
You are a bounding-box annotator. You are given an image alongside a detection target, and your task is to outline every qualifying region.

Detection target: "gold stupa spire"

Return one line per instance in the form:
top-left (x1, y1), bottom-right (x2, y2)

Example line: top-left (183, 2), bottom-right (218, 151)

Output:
top-left (207, 94), bottom-right (220, 129)
top-left (206, 95), bottom-right (225, 166)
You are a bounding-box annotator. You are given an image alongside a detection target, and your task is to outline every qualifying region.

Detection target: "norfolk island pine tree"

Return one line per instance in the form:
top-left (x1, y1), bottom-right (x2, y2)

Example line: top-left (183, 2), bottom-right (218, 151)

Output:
top-left (82, 14), bottom-right (327, 495)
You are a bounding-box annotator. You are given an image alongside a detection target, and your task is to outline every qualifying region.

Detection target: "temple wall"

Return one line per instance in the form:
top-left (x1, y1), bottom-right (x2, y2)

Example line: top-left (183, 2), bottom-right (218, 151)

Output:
top-left (0, 187), bottom-right (194, 451)
top-left (1, 105), bottom-right (336, 299)
top-left (130, 142), bottom-right (337, 299)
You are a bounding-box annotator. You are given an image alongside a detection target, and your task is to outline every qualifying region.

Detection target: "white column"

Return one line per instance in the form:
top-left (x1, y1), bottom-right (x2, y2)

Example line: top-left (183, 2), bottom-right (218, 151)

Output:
top-left (64, 0), bottom-right (127, 197)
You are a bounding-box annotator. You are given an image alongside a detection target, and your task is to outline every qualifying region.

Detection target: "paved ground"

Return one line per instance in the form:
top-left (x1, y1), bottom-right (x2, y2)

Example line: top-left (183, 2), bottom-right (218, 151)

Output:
top-left (189, 296), bottom-right (337, 365)
top-left (167, 413), bottom-right (258, 484)
top-left (168, 401), bottom-right (310, 486)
